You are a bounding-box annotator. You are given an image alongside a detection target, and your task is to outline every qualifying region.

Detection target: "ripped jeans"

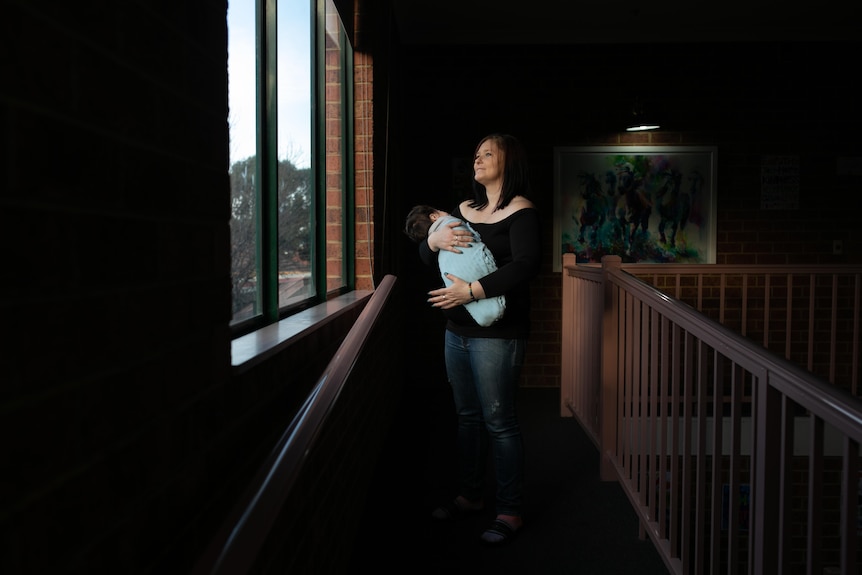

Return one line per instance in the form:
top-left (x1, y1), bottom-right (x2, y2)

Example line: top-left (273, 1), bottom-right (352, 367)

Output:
top-left (444, 329), bottom-right (525, 517)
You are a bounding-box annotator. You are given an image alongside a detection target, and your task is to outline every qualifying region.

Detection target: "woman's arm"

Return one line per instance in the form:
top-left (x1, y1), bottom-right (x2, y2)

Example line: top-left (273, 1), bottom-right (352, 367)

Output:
top-left (419, 215), bottom-right (476, 266)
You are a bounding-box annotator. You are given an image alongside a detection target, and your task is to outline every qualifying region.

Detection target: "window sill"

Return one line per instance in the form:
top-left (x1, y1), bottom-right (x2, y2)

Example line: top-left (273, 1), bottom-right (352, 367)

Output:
top-left (231, 290), bottom-right (374, 373)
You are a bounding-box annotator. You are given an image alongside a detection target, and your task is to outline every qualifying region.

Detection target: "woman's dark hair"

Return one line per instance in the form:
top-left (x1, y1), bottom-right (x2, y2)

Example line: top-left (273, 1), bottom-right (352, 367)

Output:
top-left (403, 204), bottom-right (438, 243)
top-left (469, 133), bottom-right (531, 212)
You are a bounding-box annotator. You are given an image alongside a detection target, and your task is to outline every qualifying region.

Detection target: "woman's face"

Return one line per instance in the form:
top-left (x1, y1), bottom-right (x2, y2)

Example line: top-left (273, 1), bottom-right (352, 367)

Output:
top-left (473, 139), bottom-right (504, 187)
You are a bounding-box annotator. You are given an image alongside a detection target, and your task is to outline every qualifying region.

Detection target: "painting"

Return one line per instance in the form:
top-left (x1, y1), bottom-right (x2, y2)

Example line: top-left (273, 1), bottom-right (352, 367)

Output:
top-left (553, 146), bottom-right (717, 271)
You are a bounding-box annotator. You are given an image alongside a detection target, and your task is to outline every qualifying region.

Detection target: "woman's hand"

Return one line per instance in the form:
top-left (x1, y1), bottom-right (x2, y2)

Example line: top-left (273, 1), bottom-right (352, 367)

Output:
top-left (427, 220), bottom-right (474, 253)
top-left (428, 275), bottom-right (483, 309)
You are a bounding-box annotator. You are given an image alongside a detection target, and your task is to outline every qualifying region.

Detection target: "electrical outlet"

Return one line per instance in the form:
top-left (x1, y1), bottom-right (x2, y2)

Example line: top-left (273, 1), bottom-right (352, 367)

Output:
top-left (833, 240), bottom-right (843, 255)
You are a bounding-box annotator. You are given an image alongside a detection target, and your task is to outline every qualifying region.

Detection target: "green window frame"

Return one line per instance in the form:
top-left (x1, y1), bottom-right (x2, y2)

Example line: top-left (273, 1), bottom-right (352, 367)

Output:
top-left (228, 0), bottom-right (353, 338)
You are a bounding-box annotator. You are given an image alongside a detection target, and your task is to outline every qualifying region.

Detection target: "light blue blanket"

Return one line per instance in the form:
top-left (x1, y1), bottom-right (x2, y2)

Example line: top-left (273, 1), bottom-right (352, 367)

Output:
top-left (431, 215), bottom-right (506, 326)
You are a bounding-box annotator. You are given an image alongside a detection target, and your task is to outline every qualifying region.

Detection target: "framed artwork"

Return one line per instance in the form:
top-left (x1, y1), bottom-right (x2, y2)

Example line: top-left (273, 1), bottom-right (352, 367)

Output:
top-left (553, 146), bottom-right (717, 271)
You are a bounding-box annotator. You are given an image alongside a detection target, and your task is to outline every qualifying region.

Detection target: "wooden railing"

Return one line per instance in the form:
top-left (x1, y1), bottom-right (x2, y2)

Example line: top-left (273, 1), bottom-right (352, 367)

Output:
top-left (194, 275), bottom-right (399, 574)
top-left (561, 255), bottom-right (862, 575)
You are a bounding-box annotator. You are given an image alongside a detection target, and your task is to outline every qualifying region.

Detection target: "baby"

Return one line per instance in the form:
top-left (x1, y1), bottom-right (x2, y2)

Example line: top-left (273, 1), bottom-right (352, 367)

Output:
top-left (404, 205), bottom-right (505, 327)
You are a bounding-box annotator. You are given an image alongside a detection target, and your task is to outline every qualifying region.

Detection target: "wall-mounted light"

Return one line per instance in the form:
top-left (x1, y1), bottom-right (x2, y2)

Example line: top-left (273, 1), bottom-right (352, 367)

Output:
top-left (626, 96), bottom-right (660, 132)
top-left (626, 123), bottom-right (661, 132)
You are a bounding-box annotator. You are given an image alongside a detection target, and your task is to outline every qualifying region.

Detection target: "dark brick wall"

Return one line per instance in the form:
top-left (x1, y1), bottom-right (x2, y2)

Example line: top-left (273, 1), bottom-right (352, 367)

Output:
top-left (1, 1), bottom-right (232, 572)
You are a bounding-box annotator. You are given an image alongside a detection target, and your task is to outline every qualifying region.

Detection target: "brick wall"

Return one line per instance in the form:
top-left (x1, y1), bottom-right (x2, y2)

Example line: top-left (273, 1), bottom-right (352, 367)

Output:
top-left (354, 46), bottom-right (375, 291)
top-left (2, 2), bottom-right (233, 572)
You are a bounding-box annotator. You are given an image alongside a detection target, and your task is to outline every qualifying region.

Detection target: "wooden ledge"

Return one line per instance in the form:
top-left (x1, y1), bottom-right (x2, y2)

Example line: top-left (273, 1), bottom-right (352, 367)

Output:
top-left (231, 290), bottom-right (373, 372)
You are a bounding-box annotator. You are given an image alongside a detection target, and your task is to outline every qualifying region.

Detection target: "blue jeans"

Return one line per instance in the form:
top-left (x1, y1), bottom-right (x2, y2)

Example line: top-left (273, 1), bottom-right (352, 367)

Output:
top-left (444, 329), bottom-right (525, 517)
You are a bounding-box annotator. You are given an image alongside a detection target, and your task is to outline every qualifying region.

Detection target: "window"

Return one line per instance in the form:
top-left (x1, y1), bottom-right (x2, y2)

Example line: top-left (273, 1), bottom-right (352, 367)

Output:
top-left (228, 0), bottom-right (352, 336)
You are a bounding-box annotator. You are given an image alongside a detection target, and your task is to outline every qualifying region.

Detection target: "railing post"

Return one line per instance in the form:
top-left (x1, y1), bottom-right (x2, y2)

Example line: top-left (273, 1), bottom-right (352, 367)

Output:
top-left (751, 373), bottom-right (782, 575)
top-left (600, 255), bottom-right (622, 481)
top-left (561, 253), bottom-right (576, 417)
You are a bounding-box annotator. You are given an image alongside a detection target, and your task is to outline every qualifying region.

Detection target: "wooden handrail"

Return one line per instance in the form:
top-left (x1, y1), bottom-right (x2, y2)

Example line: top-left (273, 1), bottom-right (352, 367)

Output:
top-left (193, 274), bottom-right (397, 575)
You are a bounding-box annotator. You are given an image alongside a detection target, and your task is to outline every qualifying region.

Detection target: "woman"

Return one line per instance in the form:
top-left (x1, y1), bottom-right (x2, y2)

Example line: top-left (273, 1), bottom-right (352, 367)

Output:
top-left (419, 133), bottom-right (541, 545)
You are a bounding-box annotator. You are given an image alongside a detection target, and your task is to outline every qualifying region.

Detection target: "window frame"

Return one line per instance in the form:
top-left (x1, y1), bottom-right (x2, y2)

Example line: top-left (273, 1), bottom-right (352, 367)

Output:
top-left (230, 0), bottom-right (354, 340)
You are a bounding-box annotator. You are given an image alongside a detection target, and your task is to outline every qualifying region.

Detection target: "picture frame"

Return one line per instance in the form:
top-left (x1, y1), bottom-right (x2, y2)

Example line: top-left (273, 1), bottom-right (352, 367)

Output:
top-left (553, 145), bottom-right (717, 271)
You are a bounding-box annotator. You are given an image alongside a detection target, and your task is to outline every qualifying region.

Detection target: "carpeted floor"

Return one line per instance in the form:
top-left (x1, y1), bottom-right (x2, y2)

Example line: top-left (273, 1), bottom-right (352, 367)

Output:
top-left (352, 384), bottom-right (672, 575)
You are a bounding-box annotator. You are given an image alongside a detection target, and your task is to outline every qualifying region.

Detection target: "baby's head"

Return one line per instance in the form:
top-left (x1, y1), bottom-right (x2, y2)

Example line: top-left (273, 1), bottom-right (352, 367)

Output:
top-left (404, 205), bottom-right (448, 242)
